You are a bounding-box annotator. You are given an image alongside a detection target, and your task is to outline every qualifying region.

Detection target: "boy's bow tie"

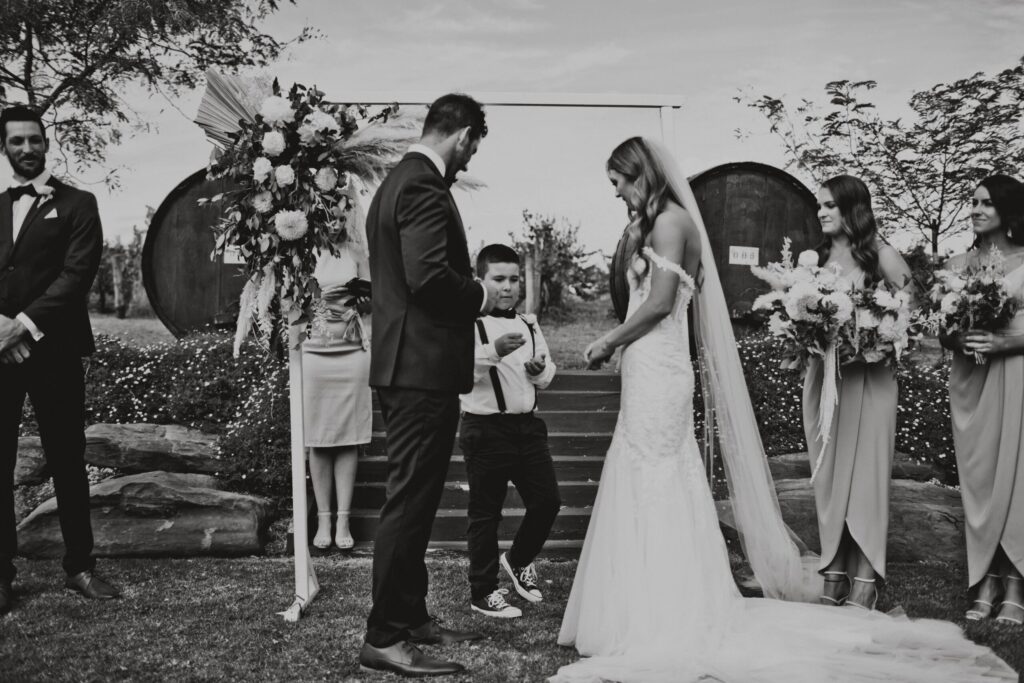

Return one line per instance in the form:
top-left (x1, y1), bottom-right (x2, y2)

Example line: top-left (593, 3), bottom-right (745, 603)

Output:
top-left (488, 308), bottom-right (517, 319)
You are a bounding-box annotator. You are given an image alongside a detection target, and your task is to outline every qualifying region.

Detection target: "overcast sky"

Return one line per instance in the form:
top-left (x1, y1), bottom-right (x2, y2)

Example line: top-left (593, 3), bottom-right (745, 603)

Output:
top-left (4, 0), bottom-right (1023, 256)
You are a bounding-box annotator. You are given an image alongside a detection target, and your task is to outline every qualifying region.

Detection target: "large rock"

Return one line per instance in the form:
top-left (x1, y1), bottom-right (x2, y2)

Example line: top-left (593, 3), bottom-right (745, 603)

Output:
top-left (773, 478), bottom-right (966, 564)
top-left (768, 452), bottom-right (941, 483)
top-left (85, 423), bottom-right (227, 475)
top-left (17, 471), bottom-right (273, 558)
top-left (14, 437), bottom-right (48, 486)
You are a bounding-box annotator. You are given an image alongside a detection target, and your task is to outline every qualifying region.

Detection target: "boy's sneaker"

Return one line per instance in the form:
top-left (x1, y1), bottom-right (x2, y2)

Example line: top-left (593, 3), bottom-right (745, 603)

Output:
top-left (471, 589), bottom-right (522, 618)
top-left (501, 552), bottom-right (543, 603)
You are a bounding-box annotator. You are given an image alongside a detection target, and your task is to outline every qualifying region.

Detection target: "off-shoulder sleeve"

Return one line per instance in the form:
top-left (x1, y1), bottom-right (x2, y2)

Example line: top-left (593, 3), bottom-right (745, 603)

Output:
top-left (643, 246), bottom-right (696, 292)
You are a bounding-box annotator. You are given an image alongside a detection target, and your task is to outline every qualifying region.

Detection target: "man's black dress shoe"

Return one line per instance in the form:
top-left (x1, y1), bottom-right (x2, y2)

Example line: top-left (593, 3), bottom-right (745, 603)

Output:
top-left (359, 641), bottom-right (465, 677)
top-left (0, 579), bottom-right (12, 614)
top-left (65, 570), bottom-right (120, 599)
top-left (409, 618), bottom-right (484, 645)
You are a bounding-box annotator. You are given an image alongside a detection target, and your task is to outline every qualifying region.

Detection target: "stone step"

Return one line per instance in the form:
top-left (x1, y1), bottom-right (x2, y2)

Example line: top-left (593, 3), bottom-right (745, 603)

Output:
top-left (356, 454), bottom-right (606, 482)
top-left (366, 432), bottom-right (613, 457)
top-left (348, 507), bottom-right (593, 543)
top-left (371, 410), bottom-right (618, 434)
top-left (371, 390), bottom-right (621, 412)
top-left (351, 480), bottom-right (599, 510)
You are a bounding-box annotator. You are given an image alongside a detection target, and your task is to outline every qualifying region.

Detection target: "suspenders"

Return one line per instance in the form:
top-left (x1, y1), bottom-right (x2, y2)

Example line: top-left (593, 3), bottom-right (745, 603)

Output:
top-left (474, 316), bottom-right (536, 414)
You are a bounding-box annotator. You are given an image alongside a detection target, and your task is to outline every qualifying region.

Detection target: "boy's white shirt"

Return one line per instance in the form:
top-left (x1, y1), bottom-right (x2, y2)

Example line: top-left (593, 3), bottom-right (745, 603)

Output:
top-left (460, 313), bottom-right (556, 415)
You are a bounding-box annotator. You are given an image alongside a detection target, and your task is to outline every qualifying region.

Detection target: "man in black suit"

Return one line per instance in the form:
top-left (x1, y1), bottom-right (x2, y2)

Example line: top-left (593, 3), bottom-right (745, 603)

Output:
top-left (0, 105), bottom-right (118, 615)
top-left (360, 94), bottom-right (497, 677)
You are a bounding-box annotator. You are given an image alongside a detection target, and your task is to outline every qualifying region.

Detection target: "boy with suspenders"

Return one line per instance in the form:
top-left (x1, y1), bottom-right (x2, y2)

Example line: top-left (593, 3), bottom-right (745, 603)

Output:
top-left (459, 244), bottom-right (561, 618)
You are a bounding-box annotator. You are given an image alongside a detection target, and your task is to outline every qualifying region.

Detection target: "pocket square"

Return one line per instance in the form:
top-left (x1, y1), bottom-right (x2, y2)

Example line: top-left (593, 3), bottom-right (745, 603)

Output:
top-left (44, 208), bottom-right (58, 219)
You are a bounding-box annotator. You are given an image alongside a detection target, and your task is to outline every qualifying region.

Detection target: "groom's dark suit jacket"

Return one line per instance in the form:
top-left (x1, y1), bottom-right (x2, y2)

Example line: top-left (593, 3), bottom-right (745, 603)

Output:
top-left (0, 177), bottom-right (103, 355)
top-left (367, 152), bottom-right (484, 393)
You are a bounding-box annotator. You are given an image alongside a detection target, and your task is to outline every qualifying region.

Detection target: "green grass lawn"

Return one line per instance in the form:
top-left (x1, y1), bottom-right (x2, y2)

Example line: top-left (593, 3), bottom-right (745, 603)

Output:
top-left (1, 554), bottom-right (1021, 682)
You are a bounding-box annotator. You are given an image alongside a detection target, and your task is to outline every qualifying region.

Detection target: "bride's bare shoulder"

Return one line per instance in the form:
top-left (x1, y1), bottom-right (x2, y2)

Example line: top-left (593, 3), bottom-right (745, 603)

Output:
top-left (653, 203), bottom-right (698, 242)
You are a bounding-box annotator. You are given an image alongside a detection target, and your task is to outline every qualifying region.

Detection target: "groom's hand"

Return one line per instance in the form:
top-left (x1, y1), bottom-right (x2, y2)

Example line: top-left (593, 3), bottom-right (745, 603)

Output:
top-left (478, 279), bottom-right (499, 314)
top-left (0, 339), bottom-right (31, 365)
top-left (0, 315), bottom-right (27, 354)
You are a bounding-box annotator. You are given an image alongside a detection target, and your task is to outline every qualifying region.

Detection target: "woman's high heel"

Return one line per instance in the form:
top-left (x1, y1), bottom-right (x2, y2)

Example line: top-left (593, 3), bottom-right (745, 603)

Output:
top-left (820, 571), bottom-right (849, 606)
top-left (335, 511), bottom-right (354, 550)
top-left (844, 577), bottom-right (878, 611)
top-left (966, 573), bottom-right (1003, 621)
top-left (313, 511), bottom-right (333, 549)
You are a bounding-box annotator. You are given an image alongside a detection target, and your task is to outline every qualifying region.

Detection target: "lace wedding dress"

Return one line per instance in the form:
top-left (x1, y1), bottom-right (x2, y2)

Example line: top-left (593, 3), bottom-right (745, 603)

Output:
top-left (551, 247), bottom-right (1015, 683)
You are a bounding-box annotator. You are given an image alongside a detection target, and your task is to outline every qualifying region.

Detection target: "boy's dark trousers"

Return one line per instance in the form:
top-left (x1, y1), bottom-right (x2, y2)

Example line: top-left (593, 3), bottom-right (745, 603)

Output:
top-left (459, 412), bottom-right (561, 601)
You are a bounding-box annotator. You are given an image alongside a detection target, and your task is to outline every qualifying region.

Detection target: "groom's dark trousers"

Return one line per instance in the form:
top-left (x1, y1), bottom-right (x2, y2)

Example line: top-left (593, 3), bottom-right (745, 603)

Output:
top-left (0, 180), bottom-right (103, 582)
top-left (365, 152), bottom-right (486, 647)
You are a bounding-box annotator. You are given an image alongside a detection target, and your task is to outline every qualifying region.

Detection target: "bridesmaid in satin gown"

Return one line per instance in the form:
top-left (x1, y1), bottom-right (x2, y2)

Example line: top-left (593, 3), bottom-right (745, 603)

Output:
top-left (942, 174), bottom-right (1024, 625)
top-left (803, 175), bottom-right (914, 611)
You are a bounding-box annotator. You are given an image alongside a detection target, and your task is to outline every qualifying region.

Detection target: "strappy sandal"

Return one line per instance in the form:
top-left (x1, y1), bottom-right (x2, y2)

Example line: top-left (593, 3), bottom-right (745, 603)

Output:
top-left (335, 511), bottom-right (354, 550)
top-left (966, 573), bottom-right (1002, 621)
top-left (844, 577), bottom-right (878, 611)
top-left (820, 571), bottom-right (850, 606)
top-left (996, 576), bottom-right (1024, 625)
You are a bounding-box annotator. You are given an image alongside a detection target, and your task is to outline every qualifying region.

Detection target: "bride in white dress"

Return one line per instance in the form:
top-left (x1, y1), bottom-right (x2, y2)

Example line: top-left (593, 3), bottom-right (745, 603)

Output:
top-left (550, 137), bottom-right (1015, 682)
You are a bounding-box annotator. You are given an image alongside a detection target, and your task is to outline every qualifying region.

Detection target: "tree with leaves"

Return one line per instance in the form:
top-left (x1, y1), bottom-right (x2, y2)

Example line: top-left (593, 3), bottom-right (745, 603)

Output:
top-left (509, 211), bottom-right (604, 313)
top-left (0, 0), bottom-right (312, 184)
top-left (738, 57), bottom-right (1024, 255)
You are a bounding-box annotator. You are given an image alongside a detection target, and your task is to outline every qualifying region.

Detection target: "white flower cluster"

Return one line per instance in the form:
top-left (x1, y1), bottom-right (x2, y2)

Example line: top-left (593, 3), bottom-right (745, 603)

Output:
top-left (260, 95), bottom-right (295, 126)
top-left (273, 209), bottom-right (308, 241)
top-left (298, 109), bottom-right (341, 145)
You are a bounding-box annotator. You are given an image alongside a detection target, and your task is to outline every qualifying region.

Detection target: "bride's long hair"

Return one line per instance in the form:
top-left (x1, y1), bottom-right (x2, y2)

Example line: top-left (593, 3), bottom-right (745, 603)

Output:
top-left (815, 174), bottom-right (881, 284)
top-left (607, 137), bottom-right (684, 277)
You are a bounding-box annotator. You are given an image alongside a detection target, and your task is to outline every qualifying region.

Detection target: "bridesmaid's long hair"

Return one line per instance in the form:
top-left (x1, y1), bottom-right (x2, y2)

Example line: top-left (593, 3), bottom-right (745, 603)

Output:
top-left (607, 137), bottom-right (684, 277)
top-left (974, 174), bottom-right (1024, 247)
top-left (816, 174), bottom-right (881, 284)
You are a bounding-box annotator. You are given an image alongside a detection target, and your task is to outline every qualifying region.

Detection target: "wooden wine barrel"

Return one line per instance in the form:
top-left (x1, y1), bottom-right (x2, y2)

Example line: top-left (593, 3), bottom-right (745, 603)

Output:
top-left (610, 162), bottom-right (822, 321)
top-left (143, 169), bottom-right (247, 338)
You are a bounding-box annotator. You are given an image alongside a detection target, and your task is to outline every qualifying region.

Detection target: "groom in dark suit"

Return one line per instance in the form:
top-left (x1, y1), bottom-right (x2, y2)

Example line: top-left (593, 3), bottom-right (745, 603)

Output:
top-left (0, 105), bottom-right (118, 615)
top-left (360, 94), bottom-right (497, 677)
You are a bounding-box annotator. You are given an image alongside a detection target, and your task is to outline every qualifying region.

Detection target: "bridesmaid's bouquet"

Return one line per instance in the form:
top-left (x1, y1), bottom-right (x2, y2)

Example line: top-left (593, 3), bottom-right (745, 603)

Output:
top-left (751, 238), bottom-right (855, 371)
top-left (922, 248), bottom-right (1022, 364)
top-left (840, 281), bottom-right (913, 368)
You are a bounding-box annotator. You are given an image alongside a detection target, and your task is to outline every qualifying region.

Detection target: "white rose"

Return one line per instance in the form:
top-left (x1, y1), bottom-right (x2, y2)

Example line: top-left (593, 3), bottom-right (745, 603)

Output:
top-left (797, 250), bottom-right (819, 268)
top-left (940, 291), bottom-right (959, 315)
top-left (768, 313), bottom-right (788, 336)
top-left (252, 157), bottom-right (272, 183)
top-left (855, 307), bottom-right (880, 329)
top-left (274, 165), bottom-right (296, 187)
top-left (298, 109), bottom-right (341, 145)
top-left (252, 191), bottom-right (273, 214)
top-left (753, 291), bottom-right (782, 311)
top-left (314, 167), bottom-right (339, 192)
top-left (877, 316), bottom-right (905, 342)
top-left (260, 95), bottom-right (295, 126)
top-left (273, 209), bottom-right (308, 241)
top-left (261, 131), bottom-right (286, 157)
top-left (872, 289), bottom-right (900, 311)
top-left (821, 292), bottom-right (854, 324)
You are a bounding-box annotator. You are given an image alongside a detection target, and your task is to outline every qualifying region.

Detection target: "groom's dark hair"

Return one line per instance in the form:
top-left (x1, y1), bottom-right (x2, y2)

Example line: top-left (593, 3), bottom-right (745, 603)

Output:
top-left (423, 93), bottom-right (488, 141)
top-left (476, 243), bottom-right (519, 277)
top-left (0, 105), bottom-right (46, 143)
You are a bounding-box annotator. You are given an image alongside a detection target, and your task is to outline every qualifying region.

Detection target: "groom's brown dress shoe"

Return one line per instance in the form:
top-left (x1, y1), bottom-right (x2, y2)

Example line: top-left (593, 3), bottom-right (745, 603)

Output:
top-left (359, 641), bottom-right (465, 677)
top-left (65, 570), bottom-right (120, 600)
top-left (409, 618), bottom-right (485, 645)
top-left (0, 579), bottom-right (12, 614)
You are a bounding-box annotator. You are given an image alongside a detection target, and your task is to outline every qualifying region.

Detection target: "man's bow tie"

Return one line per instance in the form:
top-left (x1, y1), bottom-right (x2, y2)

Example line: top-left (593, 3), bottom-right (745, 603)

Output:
top-left (8, 184), bottom-right (39, 201)
top-left (488, 308), bottom-right (518, 319)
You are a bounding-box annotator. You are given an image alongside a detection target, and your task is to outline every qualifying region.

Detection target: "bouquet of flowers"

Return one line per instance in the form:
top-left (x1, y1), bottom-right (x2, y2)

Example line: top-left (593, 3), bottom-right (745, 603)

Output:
top-left (922, 248), bottom-right (1022, 364)
top-left (198, 76), bottom-right (424, 355)
top-left (751, 238), bottom-right (855, 371)
top-left (840, 280), bottom-right (913, 368)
